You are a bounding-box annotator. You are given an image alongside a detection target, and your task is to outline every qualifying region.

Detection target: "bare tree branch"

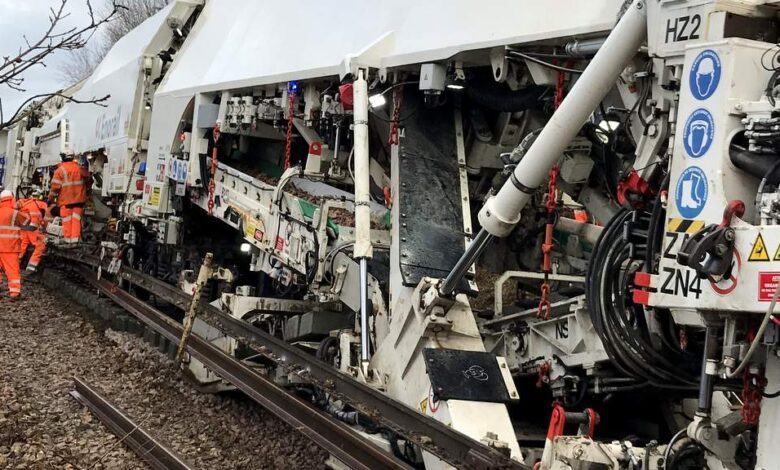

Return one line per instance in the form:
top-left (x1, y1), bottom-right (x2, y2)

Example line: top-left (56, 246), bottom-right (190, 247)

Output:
top-left (0, 0), bottom-right (126, 130)
top-left (0, 92), bottom-right (111, 132)
top-left (58, 0), bottom-right (166, 86)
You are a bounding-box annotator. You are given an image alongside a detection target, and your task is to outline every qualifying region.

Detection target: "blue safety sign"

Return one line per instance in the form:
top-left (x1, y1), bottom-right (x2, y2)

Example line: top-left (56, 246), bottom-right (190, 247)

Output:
top-left (676, 166), bottom-right (708, 219)
top-left (683, 108), bottom-right (715, 158)
top-left (689, 49), bottom-right (721, 100)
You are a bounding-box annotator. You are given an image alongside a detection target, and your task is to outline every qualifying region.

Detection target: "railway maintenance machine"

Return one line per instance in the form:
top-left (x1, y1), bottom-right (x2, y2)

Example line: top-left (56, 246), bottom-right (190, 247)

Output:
top-left (5, 0), bottom-right (780, 468)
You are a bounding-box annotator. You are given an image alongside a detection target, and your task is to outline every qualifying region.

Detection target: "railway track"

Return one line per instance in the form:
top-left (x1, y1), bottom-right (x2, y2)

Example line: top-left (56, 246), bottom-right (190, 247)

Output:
top-left (50, 250), bottom-right (527, 469)
top-left (70, 377), bottom-right (195, 470)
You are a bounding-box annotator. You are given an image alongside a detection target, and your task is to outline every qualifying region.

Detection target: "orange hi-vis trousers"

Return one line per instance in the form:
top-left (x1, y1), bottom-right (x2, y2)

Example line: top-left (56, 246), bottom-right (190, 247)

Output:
top-left (60, 206), bottom-right (83, 243)
top-left (20, 230), bottom-right (45, 271)
top-left (0, 252), bottom-right (21, 298)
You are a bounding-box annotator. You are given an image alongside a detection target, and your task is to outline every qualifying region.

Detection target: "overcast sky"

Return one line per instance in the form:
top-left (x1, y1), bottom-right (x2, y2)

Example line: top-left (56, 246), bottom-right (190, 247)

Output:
top-left (0, 0), bottom-right (94, 121)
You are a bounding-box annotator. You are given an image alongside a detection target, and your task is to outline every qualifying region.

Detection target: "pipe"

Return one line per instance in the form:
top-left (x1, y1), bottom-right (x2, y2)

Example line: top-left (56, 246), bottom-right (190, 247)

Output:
top-left (353, 70), bottom-right (372, 368)
top-left (440, 229), bottom-right (492, 296)
top-left (481, 0), bottom-right (647, 237)
top-left (696, 327), bottom-right (719, 417)
top-left (352, 70), bottom-right (373, 260)
top-left (730, 144), bottom-right (780, 184)
top-left (443, 0), bottom-right (647, 293)
top-left (555, 217), bottom-right (603, 246)
top-left (564, 37), bottom-right (608, 58)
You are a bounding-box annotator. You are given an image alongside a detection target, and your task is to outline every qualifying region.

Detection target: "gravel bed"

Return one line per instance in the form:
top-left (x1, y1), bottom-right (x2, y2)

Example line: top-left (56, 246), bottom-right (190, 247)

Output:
top-left (0, 278), bottom-right (329, 469)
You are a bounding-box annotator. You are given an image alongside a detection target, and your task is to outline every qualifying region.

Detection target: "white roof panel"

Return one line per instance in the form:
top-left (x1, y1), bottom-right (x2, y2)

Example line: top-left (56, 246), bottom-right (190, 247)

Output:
top-left (158, 0), bottom-right (624, 96)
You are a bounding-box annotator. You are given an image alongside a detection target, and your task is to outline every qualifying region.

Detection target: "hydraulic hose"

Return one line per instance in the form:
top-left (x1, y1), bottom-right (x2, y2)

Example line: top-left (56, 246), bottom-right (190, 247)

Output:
top-left (465, 83), bottom-right (548, 112)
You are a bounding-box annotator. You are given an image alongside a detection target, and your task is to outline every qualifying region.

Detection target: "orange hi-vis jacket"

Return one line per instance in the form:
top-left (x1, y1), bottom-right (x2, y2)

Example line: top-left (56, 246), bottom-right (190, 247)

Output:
top-left (18, 198), bottom-right (47, 228)
top-left (49, 160), bottom-right (87, 206)
top-left (0, 199), bottom-right (30, 253)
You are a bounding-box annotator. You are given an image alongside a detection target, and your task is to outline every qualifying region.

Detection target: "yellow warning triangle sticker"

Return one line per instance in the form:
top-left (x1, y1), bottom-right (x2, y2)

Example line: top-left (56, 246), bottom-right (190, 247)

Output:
top-left (774, 242), bottom-right (780, 261)
top-left (749, 233), bottom-right (770, 262)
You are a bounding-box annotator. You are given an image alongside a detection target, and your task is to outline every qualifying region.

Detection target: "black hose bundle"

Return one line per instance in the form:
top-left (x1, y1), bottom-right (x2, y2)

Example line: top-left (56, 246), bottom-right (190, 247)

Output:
top-left (586, 208), bottom-right (700, 389)
top-left (465, 82), bottom-right (549, 112)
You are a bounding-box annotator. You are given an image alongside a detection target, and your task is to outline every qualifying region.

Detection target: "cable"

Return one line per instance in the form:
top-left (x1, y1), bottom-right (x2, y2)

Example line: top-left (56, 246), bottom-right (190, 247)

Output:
top-left (754, 153), bottom-right (780, 220)
top-left (663, 428), bottom-right (688, 470)
top-left (763, 388), bottom-right (780, 398)
top-left (587, 208), bottom-right (699, 388)
top-left (726, 280), bottom-right (780, 378)
top-left (347, 146), bottom-right (355, 182)
top-left (506, 51), bottom-right (586, 74)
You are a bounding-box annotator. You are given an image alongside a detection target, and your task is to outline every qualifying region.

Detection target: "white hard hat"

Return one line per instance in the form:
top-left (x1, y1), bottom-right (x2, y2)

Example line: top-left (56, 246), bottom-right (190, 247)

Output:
top-left (697, 57), bottom-right (715, 75)
top-left (0, 190), bottom-right (13, 201)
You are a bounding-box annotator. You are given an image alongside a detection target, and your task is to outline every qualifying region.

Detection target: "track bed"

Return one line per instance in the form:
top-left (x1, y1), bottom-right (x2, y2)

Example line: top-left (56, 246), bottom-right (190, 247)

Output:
top-left (0, 279), bottom-right (328, 469)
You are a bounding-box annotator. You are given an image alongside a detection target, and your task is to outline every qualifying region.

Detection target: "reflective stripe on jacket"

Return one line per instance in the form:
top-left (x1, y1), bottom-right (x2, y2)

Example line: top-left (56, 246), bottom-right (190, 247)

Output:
top-left (49, 161), bottom-right (87, 206)
top-left (18, 198), bottom-right (47, 227)
top-left (0, 206), bottom-right (29, 252)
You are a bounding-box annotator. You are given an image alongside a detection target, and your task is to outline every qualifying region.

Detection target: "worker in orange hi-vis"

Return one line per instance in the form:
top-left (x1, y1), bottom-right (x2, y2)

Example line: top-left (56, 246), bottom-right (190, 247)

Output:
top-left (0, 190), bottom-right (30, 300)
top-left (48, 152), bottom-right (88, 244)
top-left (18, 188), bottom-right (48, 273)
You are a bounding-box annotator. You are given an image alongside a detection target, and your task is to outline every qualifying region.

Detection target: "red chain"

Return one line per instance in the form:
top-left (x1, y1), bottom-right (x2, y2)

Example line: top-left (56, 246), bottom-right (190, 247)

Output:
top-left (537, 165), bottom-right (559, 319)
top-left (207, 124), bottom-right (220, 216)
top-left (284, 85), bottom-right (296, 169)
top-left (554, 62), bottom-right (569, 109)
top-left (536, 361), bottom-right (552, 388)
top-left (742, 368), bottom-right (765, 426)
top-left (546, 165), bottom-right (559, 213)
top-left (388, 86), bottom-right (404, 145)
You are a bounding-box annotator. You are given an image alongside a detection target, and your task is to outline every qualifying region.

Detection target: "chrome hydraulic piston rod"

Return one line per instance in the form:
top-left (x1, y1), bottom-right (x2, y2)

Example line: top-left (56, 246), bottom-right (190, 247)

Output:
top-left (441, 0), bottom-right (648, 296)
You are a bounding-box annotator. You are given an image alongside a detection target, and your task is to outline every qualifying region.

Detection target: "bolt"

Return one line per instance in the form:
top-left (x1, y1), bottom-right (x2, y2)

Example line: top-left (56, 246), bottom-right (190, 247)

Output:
top-left (636, 1), bottom-right (643, 9)
top-left (724, 229), bottom-right (735, 242)
top-left (510, 391), bottom-right (518, 398)
top-left (647, 124), bottom-right (658, 137)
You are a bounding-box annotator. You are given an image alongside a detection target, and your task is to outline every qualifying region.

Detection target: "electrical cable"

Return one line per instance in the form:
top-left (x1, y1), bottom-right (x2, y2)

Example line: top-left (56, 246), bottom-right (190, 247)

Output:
top-left (663, 428), bottom-right (688, 470)
top-left (754, 157), bottom-right (780, 220)
top-left (587, 207), bottom-right (700, 388)
top-left (506, 51), bottom-right (586, 74)
top-left (763, 388), bottom-right (780, 398)
top-left (726, 280), bottom-right (780, 378)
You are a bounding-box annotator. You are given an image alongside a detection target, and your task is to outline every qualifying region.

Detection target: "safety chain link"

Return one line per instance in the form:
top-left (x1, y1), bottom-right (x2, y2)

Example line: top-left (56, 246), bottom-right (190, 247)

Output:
top-left (388, 85), bottom-right (404, 145)
top-left (284, 84), bottom-right (297, 169)
top-left (207, 124), bottom-right (220, 216)
top-left (742, 368), bottom-right (765, 425)
top-left (537, 165), bottom-right (558, 319)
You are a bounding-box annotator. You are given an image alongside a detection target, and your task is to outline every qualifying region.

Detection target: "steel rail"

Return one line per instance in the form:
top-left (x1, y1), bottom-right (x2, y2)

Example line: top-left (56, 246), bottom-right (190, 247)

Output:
top-left (69, 377), bottom-right (195, 470)
top-left (76, 265), bottom-right (410, 470)
top-left (55, 250), bottom-right (528, 469)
